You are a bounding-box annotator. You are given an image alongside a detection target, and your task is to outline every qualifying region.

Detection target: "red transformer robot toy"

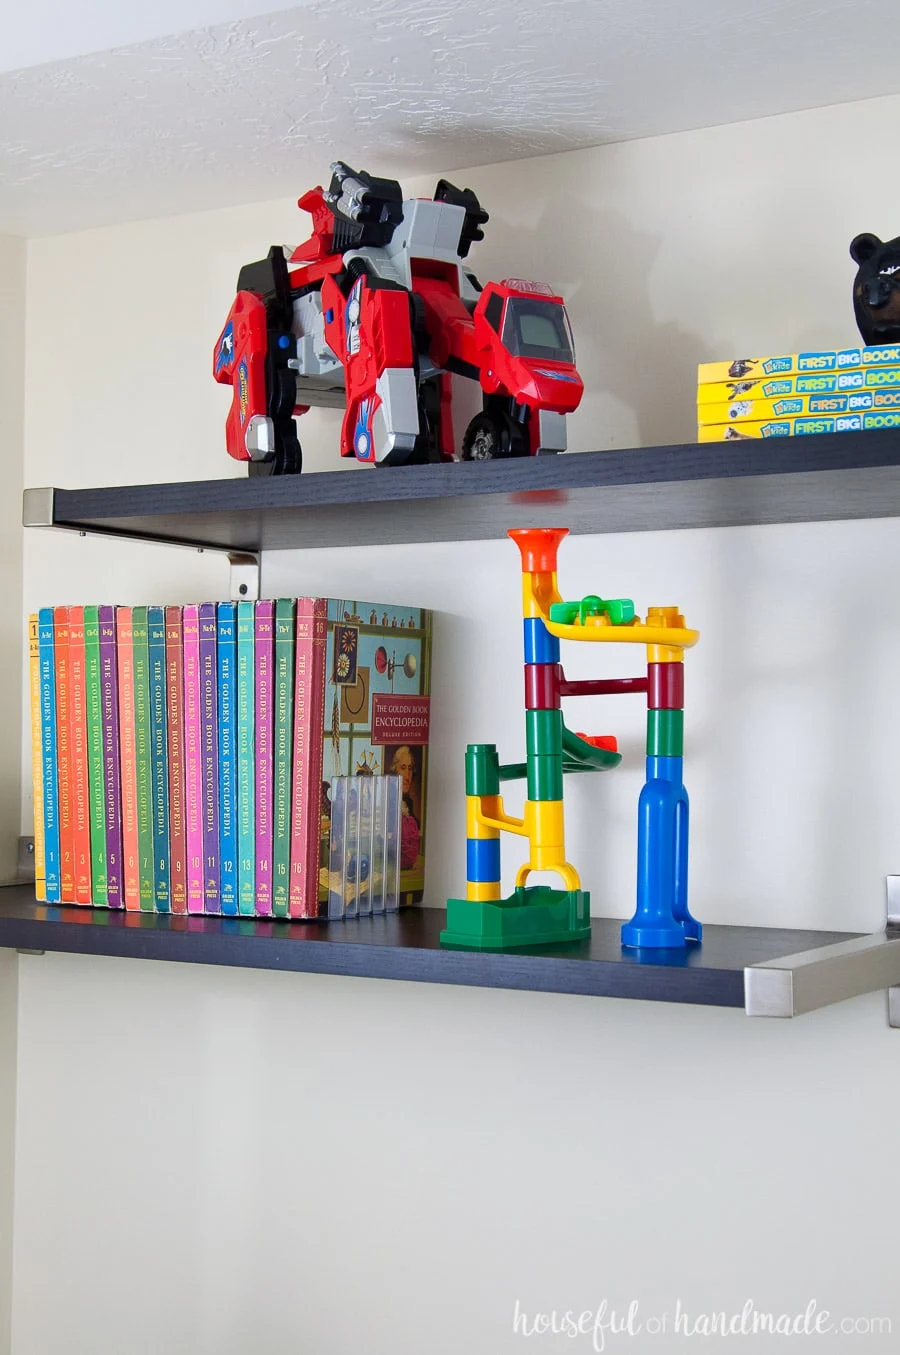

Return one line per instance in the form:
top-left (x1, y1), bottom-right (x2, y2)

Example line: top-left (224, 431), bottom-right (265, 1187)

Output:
top-left (214, 162), bottom-right (584, 474)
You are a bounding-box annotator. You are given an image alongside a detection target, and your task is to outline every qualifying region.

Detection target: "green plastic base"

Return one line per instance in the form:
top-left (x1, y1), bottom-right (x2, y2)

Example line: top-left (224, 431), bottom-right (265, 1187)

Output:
top-left (441, 886), bottom-right (591, 950)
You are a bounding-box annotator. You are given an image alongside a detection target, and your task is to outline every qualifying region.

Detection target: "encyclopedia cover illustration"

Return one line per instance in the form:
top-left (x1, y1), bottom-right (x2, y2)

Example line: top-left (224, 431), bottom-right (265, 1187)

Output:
top-left (291, 599), bottom-right (433, 919)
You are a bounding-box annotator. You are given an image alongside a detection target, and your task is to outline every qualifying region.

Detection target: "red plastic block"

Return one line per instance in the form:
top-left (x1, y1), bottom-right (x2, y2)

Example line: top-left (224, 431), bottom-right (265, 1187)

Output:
top-left (524, 663), bottom-right (561, 709)
top-left (560, 675), bottom-right (647, 698)
top-left (647, 662), bottom-right (684, 710)
top-left (577, 733), bottom-right (619, 753)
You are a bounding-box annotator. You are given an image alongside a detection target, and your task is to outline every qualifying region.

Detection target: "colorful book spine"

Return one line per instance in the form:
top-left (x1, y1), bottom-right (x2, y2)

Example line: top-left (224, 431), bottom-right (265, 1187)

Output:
top-left (254, 601), bottom-right (274, 917)
top-left (698, 343), bottom-right (900, 384)
top-left (698, 390), bottom-right (893, 424)
top-left (165, 607), bottom-right (187, 914)
top-left (116, 607), bottom-right (140, 910)
top-left (696, 370), bottom-right (897, 403)
top-left (289, 598), bottom-right (326, 919)
top-left (199, 602), bottom-right (220, 915)
top-left (67, 606), bottom-right (92, 904)
top-left (217, 603), bottom-right (238, 917)
top-left (132, 606), bottom-right (155, 913)
top-left (37, 609), bottom-right (60, 902)
top-left (272, 598), bottom-right (296, 918)
top-left (236, 601), bottom-right (255, 916)
top-left (28, 616), bottom-right (46, 901)
top-left (83, 607), bottom-right (107, 906)
top-left (148, 607), bottom-right (170, 913)
top-left (99, 607), bottom-right (123, 908)
top-left (182, 605), bottom-right (204, 914)
top-left (54, 606), bottom-right (75, 901)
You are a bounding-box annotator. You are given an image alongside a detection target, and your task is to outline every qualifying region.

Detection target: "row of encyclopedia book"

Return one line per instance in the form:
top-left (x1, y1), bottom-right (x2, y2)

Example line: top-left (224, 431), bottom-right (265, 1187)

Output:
top-left (29, 598), bottom-right (433, 918)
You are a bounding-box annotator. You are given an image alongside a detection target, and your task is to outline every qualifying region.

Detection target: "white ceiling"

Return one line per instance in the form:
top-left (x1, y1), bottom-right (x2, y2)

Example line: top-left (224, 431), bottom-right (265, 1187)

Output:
top-left (2, 0), bottom-right (900, 236)
top-left (0, 0), bottom-right (303, 73)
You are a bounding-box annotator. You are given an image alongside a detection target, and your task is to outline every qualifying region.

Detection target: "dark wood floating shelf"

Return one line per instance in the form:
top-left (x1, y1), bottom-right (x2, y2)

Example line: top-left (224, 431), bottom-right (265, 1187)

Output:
top-left (23, 430), bottom-right (900, 553)
top-left (0, 886), bottom-right (859, 1010)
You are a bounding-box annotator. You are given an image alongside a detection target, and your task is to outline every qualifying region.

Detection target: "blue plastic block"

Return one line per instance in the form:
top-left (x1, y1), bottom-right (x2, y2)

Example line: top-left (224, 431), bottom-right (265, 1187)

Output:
top-left (645, 755), bottom-right (684, 784)
top-left (523, 618), bottom-right (560, 665)
top-left (466, 837), bottom-right (501, 883)
top-left (622, 771), bottom-right (702, 949)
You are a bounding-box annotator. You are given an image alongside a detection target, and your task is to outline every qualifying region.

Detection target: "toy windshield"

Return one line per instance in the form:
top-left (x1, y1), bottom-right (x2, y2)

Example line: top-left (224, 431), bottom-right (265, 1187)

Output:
top-left (502, 298), bottom-right (575, 363)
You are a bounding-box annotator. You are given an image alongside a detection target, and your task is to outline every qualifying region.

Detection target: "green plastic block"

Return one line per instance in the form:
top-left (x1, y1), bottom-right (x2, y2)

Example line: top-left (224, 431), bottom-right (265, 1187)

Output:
top-left (466, 744), bottom-right (500, 796)
top-left (647, 709), bottom-right (684, 757)
top-left (526, 753), bottom-right (563, 801)
top-left (549, 595), bottom-right (635, 626)
top-left (525, 708), bottom-right (563, 756)
top-left (441, 886), bottom-right (591, 950)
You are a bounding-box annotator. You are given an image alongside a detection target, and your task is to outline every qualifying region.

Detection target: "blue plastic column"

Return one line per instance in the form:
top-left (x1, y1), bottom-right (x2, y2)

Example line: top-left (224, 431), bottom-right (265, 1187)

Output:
top-left (622, 755), bottom-right (701, 948)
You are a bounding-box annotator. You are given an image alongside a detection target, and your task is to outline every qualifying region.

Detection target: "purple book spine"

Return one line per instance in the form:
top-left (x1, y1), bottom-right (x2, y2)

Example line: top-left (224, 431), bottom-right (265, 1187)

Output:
top-left (199, 602), bottom-right (220, 915)
top-left (255, 601), bottom-right (274, 917)
top-left (99, 607), bottom-right (123, 908)
top-left (183, 606), bottom-right (203, 915)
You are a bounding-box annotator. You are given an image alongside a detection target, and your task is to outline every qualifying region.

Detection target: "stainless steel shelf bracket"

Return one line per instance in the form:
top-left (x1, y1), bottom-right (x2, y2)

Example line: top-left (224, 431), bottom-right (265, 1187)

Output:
top-left (227, 551), bottom-right (260, 601)
top-left (24, 487), bottom-right (261, 600)
top-left (22, 486), bottom-right (55, 528)
top-left (745, 878), bottom-right (900, 1022)
top-left (887, 875), bottom-right (900, 1028)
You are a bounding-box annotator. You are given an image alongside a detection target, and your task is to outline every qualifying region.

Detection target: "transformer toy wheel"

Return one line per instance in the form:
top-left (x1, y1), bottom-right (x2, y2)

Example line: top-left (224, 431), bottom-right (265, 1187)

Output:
top-left (461, 411), bottom-right (527, 461)
top-left (247, 427), bottom-right (303, 476)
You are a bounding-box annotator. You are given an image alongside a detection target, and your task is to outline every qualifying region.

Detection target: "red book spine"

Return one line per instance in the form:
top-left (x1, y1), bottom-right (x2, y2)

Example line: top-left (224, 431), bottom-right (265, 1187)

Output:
top-left (54, 606), bottom-right (75, 902)
top-left (288, 599), bottom-right (316, 918)
top-left (67, 606), bottom-right (92, 903)
top-left (166, 607), bottom-right (187, 914)
top-left (117, 607), bottom-right (140, 909)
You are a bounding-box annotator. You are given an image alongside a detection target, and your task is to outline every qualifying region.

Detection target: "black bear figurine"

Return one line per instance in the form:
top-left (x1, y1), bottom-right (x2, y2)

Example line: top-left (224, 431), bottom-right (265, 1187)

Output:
top-left (850, 233), bottom-right (900, 345)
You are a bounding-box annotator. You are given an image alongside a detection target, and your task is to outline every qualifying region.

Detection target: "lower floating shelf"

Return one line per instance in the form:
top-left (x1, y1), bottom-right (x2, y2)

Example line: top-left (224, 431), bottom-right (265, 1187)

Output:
top-left (0, 885), bottom-right (879, 1014)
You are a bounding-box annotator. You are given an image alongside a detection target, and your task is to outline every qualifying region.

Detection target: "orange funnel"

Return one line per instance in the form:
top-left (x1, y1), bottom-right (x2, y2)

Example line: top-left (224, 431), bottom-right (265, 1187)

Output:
top-left (508, 528), bottom-right (569, 575)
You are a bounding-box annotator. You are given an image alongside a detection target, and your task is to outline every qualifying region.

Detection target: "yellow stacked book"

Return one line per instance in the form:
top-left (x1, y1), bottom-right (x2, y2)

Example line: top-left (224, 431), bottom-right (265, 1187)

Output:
top-left (698, 345), bottom-right (900, 440)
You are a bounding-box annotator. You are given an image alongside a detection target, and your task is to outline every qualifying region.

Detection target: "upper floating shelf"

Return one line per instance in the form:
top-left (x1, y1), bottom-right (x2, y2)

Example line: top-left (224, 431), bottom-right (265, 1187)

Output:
top-left (22, 430), bottom-right (900, 554)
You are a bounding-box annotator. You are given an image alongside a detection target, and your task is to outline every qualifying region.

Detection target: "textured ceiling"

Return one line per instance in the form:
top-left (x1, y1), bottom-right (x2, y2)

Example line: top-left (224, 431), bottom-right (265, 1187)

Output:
top-left (3, 0), bottom-right (900, 236)
top-left (1, 0), bottom-right (303, 74)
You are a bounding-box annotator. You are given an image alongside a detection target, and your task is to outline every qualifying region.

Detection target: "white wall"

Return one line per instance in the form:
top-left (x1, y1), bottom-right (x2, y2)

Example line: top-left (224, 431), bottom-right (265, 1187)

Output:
top-left (12, 94), bottom-right (900, 1353)
top-left (11, 953), bottom-right (896, 1355)
top-left (0, 235), bottom-right (25, 881)
top-left (0, 230), bottom-right (25, 1355)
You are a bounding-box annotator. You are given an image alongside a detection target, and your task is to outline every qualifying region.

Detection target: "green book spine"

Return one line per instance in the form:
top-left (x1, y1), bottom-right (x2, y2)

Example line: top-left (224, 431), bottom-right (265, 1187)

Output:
top-left (83, 605), bottom-right (107, 904)
top-left (132, 606), bottom-right (155, 912)
top-left (236, 602), bottom-right (255, 916)
top-left (272, 598), bottom-right (296, 918)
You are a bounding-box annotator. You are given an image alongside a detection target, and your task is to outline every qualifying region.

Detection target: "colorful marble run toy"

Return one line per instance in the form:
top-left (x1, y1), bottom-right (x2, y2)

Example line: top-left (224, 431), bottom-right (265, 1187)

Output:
top-left (440, 528), bottom-right (702, 952)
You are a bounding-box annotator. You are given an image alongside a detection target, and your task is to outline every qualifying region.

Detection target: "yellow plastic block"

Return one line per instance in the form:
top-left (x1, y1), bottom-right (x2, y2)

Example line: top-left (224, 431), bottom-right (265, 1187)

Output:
top-left (467, 795), bottom-right (500, 840)
top-left (476, 794), bottom-right (528, 839)
top-left (544, 615), bottom-right (698, 649)
top-left (515, 859), bottom-right (582, 891)
top-left (523, 799), bottom-right (566, 851)
top-left (521, 572), bottom-right (563, 619)
top-left (467, 880), bottom-right (503, 902)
